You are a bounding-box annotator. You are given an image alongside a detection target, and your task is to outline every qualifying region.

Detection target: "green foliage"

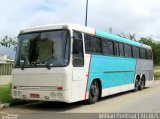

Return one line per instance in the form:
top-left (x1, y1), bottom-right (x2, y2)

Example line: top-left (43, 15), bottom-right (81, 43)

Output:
top-left (0, 84), bottom-right (13, 103)
top-left (118, 32), bottom-right (137, 41)
top-left (154, 72), bottom-right (160, 80)
top-left (0, 35), bottom-right (18, 51)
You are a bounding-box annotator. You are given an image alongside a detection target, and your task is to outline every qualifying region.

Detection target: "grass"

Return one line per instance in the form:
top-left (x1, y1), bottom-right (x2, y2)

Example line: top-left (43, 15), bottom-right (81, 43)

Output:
top-left (154, 71), bottom-right (160, 80)
top-left (0, 84), bottom-right (33, 106)
top-left (0, 84), bottom-right (13, 103)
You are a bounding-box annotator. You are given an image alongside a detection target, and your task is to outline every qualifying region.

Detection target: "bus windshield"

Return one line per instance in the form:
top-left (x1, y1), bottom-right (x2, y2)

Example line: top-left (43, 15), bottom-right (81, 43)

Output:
top-left (15, 30), bottom-right (70, 68)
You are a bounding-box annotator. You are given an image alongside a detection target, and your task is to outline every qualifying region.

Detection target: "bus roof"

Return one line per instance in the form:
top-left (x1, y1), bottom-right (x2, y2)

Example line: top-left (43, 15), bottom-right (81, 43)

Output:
top-left (20, 24), bottom-right (95, 35)
top-left (96, 30), bottom-right (142, 47)
top-left (20, 24), bottom-right (151, 49)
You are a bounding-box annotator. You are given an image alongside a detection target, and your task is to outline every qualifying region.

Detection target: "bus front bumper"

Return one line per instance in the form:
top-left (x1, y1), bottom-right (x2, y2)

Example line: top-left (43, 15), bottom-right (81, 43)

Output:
top-left (12, 89), bottom-right (70, 103)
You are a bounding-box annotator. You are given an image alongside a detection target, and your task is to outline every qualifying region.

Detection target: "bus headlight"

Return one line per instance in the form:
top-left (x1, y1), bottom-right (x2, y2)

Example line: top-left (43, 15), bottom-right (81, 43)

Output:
top-left (18, 91), bottom-right (22, 97)
top-left (57, 92), bottom-right (62, 98)
top-left (51, 92), bottom-right (56, 98)
top-left (13, 91), bottom-right (17, 97)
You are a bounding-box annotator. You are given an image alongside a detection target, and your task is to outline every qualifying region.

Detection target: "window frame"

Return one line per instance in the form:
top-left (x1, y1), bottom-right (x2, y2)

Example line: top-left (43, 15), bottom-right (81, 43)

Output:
top-left (72, 30), bottom-right (84, 67)
top-left (84, 33), bottom-right (102, 55)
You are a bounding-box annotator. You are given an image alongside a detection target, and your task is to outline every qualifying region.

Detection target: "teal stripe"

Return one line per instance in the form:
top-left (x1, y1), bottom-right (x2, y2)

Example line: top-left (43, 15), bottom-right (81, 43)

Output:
top-left (88, 55), bottom-right (136, 90)
top-left (96, 30), bottom-right (142, 47)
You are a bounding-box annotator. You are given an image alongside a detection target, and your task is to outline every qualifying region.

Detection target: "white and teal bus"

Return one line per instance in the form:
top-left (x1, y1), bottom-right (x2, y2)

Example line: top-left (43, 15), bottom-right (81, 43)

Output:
top-left (12, 24), bottom-right (154, 104)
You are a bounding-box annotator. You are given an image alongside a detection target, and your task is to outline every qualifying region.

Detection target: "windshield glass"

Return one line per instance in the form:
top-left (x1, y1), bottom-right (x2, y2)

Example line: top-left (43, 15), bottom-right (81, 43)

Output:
top-left (15, 30), bottom-right (70, 68)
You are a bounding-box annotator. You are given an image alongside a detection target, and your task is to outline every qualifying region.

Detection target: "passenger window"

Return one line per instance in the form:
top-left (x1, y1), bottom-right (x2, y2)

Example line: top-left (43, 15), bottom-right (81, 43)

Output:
top-left (119, 43), bottom-right (124, 57)
top-left (140, 48), bottom-right (146, 59)
top-left (84, 34), bottom-right (93, 53)
top-left (72, 31), bottom-right (84, 67)
top-left (94, 37), bottom-right (102, 54)
top-left (102, 39), bottom-right (114, 55)
top-left (124, 45), bottom-right (132, 58)
top-left (114, 42), bottom-right (119, 56)
top-left (146, 49), bottom-right (152, 60)
top-left (132, 47), bottom-right (140, 58)
top-left (84, 34), bottom-right (101, 54)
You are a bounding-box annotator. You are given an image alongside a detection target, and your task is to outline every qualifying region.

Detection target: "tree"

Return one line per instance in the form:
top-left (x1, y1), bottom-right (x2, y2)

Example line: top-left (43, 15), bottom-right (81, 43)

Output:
top-left (117, 32), bottom-right (137, 41)
top-left (0, 35), bottom-right (17, 51)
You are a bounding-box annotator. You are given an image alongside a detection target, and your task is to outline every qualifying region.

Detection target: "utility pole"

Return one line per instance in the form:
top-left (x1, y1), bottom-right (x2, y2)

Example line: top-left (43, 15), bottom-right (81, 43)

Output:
top-left (85, 0), bottom-right (88, 26)
top-left (109, 27), bottom-right (112, 34)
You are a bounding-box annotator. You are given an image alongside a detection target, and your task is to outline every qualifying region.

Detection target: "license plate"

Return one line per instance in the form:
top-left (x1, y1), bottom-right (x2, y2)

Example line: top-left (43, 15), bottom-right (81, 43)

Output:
top-left (30, 94), bottom-right (39, 98)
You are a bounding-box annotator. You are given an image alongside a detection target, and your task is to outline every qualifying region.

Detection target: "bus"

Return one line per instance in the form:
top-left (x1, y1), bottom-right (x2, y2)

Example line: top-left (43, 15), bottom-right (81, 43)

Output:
top-left (12, 24), bottom-right (154, 104)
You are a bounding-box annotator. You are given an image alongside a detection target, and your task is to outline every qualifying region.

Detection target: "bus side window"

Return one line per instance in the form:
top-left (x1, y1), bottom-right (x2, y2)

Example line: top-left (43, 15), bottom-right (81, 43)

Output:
top-left (119, 43), bottom-right (124, 57)
top-left (102, 39), bottom-right (114, 56)
top-left (72, 31), bottom-right (84, 67)
top-left (114, 42), bottom-right (119, 56)
top-left (93, 37), bottom-right (102, 54)
top-left (132, 46), bottom-right (140, 59)
top-left (124, 45), bottom-right (132, 58)
top-left (140, 48), bottom-right (146, 59)
top-left (84, 34), bottom-right (102, 54)
top-left (146, 49), bottom-right (152, 60)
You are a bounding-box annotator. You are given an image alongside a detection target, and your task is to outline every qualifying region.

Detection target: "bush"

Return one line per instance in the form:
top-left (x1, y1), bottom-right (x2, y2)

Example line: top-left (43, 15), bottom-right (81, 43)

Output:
top-left (0, 84), bottom-right (13, 103)
top-left (154, 72), bottom-right (160, 80)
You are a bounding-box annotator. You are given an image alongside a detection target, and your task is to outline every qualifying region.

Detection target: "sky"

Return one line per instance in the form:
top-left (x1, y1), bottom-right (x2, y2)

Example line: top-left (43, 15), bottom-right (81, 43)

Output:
top-left (0, 45), bottom-right (15, 59)
top-left (0, 0), bottom-right (160, 40)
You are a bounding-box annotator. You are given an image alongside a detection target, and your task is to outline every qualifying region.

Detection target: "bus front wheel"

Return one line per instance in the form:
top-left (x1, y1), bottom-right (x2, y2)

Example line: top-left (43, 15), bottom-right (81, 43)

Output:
top-left (88, 80), bottom-right (100, 104)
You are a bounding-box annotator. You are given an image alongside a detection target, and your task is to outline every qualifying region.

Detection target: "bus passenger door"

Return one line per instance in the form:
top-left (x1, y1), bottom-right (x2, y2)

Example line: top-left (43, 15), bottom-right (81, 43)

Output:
top-left (71, 31), bottom-right (86, 102)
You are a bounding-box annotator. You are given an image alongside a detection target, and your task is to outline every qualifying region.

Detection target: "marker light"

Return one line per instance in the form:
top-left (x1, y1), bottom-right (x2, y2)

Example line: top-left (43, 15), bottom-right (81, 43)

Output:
top-left (57, 87), bottom-right (63, 90)
top-left (13, 86), bottom-right (17, 89)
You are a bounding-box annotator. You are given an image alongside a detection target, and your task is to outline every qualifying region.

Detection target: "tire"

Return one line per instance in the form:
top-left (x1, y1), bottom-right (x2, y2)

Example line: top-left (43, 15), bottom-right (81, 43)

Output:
top-left (88, 80), bottom-right (100, 104)
top-left (134, 79), bottom-right (139, 92)
top-left (139, 77), bottom-right (145, 90)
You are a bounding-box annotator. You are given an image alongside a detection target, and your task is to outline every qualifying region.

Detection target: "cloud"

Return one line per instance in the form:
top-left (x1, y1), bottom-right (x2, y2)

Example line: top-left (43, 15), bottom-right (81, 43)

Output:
top-left (0, 0), bottom-right (160, 41)
top-left (87, 0), bottom-right (160, 40)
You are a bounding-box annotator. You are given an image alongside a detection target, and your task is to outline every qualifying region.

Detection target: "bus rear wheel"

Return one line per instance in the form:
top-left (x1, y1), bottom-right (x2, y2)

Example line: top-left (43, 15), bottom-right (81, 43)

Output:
top-left (139, 77), bottom-right (145, 90)
top-left (134, 79), bottom-right (139, 92)
top-left (88, 80), bottom-right (100, 104)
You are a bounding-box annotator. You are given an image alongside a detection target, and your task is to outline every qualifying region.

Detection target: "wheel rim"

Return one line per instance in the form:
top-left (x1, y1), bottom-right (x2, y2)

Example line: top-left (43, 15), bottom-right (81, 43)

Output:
top-left (90, 81), bottom-right (99, 99)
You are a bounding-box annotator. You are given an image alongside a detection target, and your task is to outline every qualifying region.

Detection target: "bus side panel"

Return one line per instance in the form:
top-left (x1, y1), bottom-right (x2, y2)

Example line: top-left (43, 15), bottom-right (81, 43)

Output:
top-left (87, 55), bottom-right (136, 97)
top-left (136, 59), bottom-right (153, 86)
